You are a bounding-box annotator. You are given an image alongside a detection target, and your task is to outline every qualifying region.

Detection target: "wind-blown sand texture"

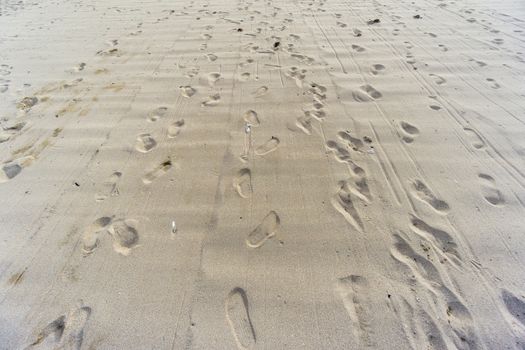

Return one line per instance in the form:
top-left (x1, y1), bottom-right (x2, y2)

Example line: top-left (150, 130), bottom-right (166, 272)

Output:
top-left (1, 0), bottom-right (525, 348)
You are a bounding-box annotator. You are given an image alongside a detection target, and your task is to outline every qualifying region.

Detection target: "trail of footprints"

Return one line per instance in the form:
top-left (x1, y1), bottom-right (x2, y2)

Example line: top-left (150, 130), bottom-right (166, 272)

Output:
top-left (8, 4), bottom-right (522, 348)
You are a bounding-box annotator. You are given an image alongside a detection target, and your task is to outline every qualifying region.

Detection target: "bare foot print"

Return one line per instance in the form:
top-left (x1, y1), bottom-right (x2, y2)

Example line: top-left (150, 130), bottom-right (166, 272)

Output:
top-left (168, 119), bottom-right (185, 138)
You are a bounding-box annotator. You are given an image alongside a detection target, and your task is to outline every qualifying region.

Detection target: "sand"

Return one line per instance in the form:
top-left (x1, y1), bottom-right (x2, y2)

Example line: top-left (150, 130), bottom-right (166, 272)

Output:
top-left (1, 0), bottom-right (525, 348)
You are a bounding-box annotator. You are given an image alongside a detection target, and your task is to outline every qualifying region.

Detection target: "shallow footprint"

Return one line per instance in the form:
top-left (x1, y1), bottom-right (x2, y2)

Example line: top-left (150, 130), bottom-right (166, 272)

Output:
top-left (252, 86), bottom-right (268, 98)
top-left (142, 160), bottom-right (172, 184)
top-left (180, 85), bottom-right (196, 98)
top-left (400, 121), bottom-right (419, 143)
top-left (335, 275), bottom-right (374, 347)
top-left (411, 180), bottom-right (449, 213)
top-left (463, 127), bottom-right (485, 149)
top-left (225, 288), bottom-right (256, 349)
top-left (246, 211), bottom-right (280, 248)
top-left (370, 64), bottom-right (385, 75)
top-left (135, 134), bottom-right (157, 153)
top-left (352, 84), bottom-right (382, 102)
top-left (351, 44), bottom-right (366, 52)
top-left (233, 168), bottom-right (252, 198)
top-left (82, 216), bottom-right (113, 254)
top-left (95, 172), bottom-right (122, 201)
top-left (207, 72), bottom-right (221, 86)
top-left (201, 93), bottom-right (221, 107)
top-left (331, 185), bottom-right (363, 232)
top-left (243, 110), bottom-right (260, 126)
top-left (147, 107), bottom-right (168, 122)
top-left (478, 173), bottom-right (505, 206)
top-left (255, 136), bottom-right (279, 156)
top-left (168, 119), bottom-right (185, 138)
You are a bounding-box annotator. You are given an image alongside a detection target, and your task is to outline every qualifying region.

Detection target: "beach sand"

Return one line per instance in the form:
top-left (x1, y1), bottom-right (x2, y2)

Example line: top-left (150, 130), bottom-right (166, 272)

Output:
top-left (1, 0), bottom-right (525, 348)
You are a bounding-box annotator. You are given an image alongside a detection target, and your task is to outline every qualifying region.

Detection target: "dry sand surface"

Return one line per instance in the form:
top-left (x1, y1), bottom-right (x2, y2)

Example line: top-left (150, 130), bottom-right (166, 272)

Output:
top-left (1, 0), bottom-right (525, 348)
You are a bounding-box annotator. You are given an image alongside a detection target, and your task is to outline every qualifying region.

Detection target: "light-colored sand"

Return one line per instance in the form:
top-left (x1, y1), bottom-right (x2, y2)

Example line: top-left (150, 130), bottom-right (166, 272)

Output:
top-left (1, 0), bottom-right (525, 348)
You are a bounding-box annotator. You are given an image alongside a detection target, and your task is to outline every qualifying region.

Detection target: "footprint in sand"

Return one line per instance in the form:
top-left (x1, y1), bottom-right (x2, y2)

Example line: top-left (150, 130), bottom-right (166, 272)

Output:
top-left (335, 275), bottom-right (374, 347)
top-left (0, 162), bottom-right (22, 183)
top-left (429, 73), bottom-right (446, 85)
top-left (326, 140), bottom-right (352, 163)
top-left (352, 84), bottom-right (382, 102)
top-left (295, 115), bottom-right (313, 135)
top-left (351, 44), bottom-right (366, 52)
top-left (28, 302), bottom-right (91, 350)
top-left (142, 160), bottom-right (172, 184)
top-left (201, 93), bottom-right (221, 107)
top-left (246, 211), bottom-right (280, 248)
top-left (109, 219), bottom-right (140, 256)
top-left (501, 289), bottom-right (525, 327)
top-left (463, 127), bottom-right (485, 149)
top-left (243, 110), bottom-right (260, 126)
top-left (82, 217), bottom-right (113, 254)
top-left (168, 119), bottom-right (185, 138)
top-left (205, 53), bottom-right (218, 62)
top-left (180, 85), bottom-right (196, 98)
top-left (409, 216), bottom-right (460, 262)
top-left (252, 86), bottom-right (268, 98)
top-left (239, 72), bottom-right (251, 82)
top-left (410, 180), bottom-right (449, 213)
top-left (135, 134), bottom-right (157, 153)
top-left (336, 21), bottom-right (347, 28)
top-left (331, 183), bottom-right (364, 232)
top-left (207, 72), bottom-right (221, 86)
top-left (352, 28), bottom-right (362, 37)
top-left (233, 168), bottom-right (252, 199)
top-left (285, 67), bottom-right (307, 88)
top-left (255, 136), bottom-right (280, 156)
top-left (95, 171), bottom-right (122, 201)
top-left (399, 121), bottom-right (419, 143)
top-left (429, 105), bottom-right (441, 111)
top-left (338, 130), bottom-right (364, 151)
top-left (478, 173), bottom-right (505, 206)
top-left (438, 44), bottom-right (448, 52)
top-left (82, 217), bottom-right (139, 256)
top-left (225, 288), bottom-right (256, 349)
top-left (370, 64), bottom-right (385, 75)
top-left (147, 107), bottom-right (168, 122)
top-left (486, 78), bottom-right (501, 89)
